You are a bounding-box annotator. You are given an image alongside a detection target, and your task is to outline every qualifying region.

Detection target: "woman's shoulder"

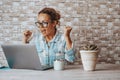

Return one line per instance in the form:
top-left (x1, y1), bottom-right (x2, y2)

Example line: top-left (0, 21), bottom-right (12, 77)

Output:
top-left (56, 31), bottom-right (65, 41)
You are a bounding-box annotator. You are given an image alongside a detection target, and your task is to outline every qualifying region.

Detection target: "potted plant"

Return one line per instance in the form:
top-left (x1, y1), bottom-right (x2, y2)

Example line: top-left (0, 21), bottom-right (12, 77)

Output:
top-left (80, 44), bottom-right (99, 71)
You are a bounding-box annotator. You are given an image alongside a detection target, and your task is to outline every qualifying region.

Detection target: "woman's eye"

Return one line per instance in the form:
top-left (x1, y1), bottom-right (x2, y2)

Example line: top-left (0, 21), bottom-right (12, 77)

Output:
top-left (43, 23), bottom-right (48, 27)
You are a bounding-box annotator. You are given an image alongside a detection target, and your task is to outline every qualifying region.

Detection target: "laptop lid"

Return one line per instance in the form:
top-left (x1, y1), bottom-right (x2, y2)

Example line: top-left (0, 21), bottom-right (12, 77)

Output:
top-left (1, 44), bottom-right (44, 70)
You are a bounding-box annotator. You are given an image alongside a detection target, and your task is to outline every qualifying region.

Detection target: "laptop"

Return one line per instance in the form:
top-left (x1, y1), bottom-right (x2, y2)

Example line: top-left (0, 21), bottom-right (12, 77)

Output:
top-left (1, 44), bottom-right (53, 70)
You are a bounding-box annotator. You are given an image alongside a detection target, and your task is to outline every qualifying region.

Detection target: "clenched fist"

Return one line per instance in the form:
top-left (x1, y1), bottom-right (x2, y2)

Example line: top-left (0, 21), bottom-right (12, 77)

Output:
top-left (23, 30), bottom-right (32, 43)
top-left (64, 26), bottom-right (72, 37)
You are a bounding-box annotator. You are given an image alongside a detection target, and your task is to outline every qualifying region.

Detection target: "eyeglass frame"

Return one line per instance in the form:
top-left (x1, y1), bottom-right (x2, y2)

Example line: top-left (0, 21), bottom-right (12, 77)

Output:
top-left (35, 21), bottom-right (52, 28)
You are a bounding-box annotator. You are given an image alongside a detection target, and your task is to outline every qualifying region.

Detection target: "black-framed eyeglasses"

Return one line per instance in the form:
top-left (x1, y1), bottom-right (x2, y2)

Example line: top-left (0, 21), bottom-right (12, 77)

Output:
top-left (35, 21), bottom-right (49, 28)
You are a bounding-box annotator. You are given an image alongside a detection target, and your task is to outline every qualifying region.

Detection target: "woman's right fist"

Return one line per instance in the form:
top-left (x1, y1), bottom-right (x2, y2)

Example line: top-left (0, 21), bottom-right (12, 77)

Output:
top-left (23, 30), bottom-right (32, 43)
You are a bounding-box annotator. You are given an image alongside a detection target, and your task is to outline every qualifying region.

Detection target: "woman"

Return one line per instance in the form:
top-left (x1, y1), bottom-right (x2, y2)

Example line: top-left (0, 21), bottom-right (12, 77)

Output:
top-left (23, 7), bottom-right (75, 66)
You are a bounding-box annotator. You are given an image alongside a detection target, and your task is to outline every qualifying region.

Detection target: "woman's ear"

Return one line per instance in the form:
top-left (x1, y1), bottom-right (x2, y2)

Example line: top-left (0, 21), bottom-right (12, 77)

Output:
top-left (52, 21), bottom-right (58, 27)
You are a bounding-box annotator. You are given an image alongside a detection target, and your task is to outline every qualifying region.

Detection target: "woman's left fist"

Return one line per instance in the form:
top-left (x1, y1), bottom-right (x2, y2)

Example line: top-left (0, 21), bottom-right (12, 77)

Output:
top-left (64, 26), bottom-right (72, 37)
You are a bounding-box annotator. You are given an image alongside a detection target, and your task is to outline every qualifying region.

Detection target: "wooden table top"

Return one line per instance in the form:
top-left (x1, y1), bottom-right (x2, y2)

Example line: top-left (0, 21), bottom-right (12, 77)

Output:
top-left (0, 64), bottom-right (120, 80)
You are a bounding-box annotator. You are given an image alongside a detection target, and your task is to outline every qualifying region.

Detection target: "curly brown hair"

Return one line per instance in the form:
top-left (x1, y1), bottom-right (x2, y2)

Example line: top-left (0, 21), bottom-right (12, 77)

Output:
top-left (38, 7), bottom-right (61, 25)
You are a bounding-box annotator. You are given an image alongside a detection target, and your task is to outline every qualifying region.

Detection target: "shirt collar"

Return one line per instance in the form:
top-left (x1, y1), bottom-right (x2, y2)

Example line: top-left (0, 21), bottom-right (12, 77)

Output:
top-left (50, 31), bottom-right (60, 43)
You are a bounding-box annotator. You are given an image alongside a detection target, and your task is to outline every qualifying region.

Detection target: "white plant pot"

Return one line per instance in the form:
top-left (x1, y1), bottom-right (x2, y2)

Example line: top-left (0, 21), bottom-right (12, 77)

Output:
top-left (80, 50), bottom-right (98, 71)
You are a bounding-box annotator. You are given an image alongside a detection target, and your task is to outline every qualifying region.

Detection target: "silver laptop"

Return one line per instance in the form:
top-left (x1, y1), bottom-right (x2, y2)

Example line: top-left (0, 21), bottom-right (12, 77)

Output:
top-left (1, 44), bottom-right (53, 70)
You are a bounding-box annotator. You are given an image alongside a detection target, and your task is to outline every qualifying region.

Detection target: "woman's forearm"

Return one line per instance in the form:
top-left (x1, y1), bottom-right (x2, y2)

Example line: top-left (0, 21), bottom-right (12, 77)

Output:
top-left (65, 35), bottom-right (72, 50)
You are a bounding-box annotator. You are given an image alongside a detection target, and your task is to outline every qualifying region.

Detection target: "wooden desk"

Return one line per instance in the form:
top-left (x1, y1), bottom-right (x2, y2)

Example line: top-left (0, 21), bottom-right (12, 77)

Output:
top-left (0, 64), bottom-right (120, 80)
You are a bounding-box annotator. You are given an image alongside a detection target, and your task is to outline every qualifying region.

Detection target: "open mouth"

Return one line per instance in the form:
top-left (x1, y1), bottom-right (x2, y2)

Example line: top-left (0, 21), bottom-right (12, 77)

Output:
top-left (41, 30), bottom-right (46, 34)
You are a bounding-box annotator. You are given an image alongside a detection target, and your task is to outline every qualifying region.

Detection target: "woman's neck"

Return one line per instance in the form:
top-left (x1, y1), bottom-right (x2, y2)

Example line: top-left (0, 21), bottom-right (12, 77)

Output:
top-left (45, 29), bottom-right (56, 42)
